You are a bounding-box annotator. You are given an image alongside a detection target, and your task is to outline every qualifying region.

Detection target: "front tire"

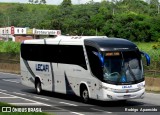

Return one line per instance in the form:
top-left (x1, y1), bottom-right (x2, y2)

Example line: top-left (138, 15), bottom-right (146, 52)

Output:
top-left (81, 87), bottom-right (89, 103)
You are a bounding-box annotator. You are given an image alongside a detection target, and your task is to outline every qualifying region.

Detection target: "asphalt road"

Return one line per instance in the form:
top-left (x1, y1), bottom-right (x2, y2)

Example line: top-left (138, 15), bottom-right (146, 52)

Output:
top-left (0, 72), bottom-right (160, 115)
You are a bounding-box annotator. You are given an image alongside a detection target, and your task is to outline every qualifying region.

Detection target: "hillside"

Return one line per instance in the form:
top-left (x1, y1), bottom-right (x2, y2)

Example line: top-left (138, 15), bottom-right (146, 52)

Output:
top-left (0, 0), bottom-right (160, 42)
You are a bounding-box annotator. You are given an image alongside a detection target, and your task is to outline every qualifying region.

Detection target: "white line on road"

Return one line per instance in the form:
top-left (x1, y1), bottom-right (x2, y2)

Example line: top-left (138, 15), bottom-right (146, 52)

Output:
top-left (0, 97), bottom-right (18, 98)
top-left (70, 112), bottom-right (85, 115)
top-left (0, 91), bottom-right (51, 106)
top-left (0, 91), bottom-right (18, 97)
top-left (33, 96), bottom-right (49, 101)
top-left (0, 89), bottom-right (7, 92)
top-left (90, 108), bottom-right (112, 113)
top-left (2, 79), bottom-right (20, 83)
top-left (13, 92), bottom-right (26, 96)
top-left (9, 103), bottom-right (51, 106)
top-left (90, 108), bottom-right (105, 112)
top-left (60, 102), bottom-right (78, 106)
top-left (14, 95), bottom-right (51, 106)
top-left (0, 72), bottom-right (21, 76)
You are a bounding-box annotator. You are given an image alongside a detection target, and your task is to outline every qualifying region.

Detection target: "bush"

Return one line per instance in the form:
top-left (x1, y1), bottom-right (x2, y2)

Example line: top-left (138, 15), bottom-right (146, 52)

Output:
top-left (152, 43), bottom-right (160, 50)
top-left (0, 41), bottom-right (20, 54)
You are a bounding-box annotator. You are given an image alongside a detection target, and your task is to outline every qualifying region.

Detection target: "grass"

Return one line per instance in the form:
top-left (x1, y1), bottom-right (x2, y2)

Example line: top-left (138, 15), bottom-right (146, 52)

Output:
top-left (135, 42), bottom-right (160, 78)
top-left (0, 41), bottom-right (20, 54)
top-left (135, 42), bottom-right (160, 61)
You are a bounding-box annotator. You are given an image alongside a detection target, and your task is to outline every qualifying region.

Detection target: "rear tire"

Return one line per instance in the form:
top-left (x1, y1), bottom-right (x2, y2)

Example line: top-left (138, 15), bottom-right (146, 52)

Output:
top-left (35, 81), bottom-right (42, 94)
top-left (81, 87), bottom-right (89, 103)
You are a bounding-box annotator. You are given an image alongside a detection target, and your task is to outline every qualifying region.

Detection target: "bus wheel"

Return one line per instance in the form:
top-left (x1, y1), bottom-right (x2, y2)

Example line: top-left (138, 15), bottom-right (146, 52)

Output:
top-left (35, 81), bottom-right (42, 94)
top-left (81, 87), bottom-right (89, 103)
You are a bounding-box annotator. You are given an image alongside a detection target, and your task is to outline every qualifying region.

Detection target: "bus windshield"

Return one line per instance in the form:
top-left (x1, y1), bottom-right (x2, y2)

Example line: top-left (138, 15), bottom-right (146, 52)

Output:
top-left (103, 51), bottom-right (143, 84)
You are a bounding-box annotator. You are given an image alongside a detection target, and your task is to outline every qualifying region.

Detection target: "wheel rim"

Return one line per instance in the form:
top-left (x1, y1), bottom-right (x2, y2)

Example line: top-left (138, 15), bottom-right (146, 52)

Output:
top-left (82, 89), bottom-right (88, 101)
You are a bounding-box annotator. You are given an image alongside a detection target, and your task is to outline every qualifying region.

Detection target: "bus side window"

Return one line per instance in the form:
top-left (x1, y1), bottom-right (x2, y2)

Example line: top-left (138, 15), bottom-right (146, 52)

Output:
top-left (85, 46), bottom-right (103, 80)
top-left (58, 45), bottom-right (87, 70)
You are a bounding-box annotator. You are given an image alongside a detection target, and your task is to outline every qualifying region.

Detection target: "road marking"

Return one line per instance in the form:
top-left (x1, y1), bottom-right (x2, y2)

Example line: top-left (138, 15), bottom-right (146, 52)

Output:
top-left (0, 72), bottom-right (21, 76)
top-left (33, 96), bottom-right (49, 101)
top-left (90, 108), bottom-right (112, 113)
top-left (2, 79), bottom-right (20, 83)
top-left (70, 112), bottom-right (85, 115)
top-left (0, 89), bottom-right (7, 92)
top-left (0, 97), bottom-right (18, 98)
top-left (13, 92), bottom-right (26, 96)
top-left (0, 91), bottom-right (51, 106)
top-left (60, 102), bottom-right (78, 106)
top-left (90, 108), bottom-right (105, 112)
top-left (14, 96), bottom-right (51, 106)
top-left (0, 91), bottom-right (17, 97)
top-left (9, 103), bottom-right (48, 106)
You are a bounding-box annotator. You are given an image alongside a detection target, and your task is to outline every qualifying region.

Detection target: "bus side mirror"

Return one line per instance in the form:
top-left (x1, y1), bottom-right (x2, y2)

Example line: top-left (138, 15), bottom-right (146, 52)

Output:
top-left (140, 51), bottom-right (150, 66)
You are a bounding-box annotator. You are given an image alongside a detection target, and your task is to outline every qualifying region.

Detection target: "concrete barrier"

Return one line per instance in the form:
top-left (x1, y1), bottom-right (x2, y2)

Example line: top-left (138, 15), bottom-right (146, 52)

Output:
top-left (0, 62), bottom-right (20, 74)
top-left (145, 77), bottom-right (160, 92)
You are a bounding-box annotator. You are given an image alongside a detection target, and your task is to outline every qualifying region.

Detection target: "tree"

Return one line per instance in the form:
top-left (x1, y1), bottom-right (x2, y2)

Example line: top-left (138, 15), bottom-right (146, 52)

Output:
top-left (40, 0), bottom-right (46, 4)
top-left (61, 0), bottom-right (72, 7)
top-left (28, 0), bottom-right (46, 4)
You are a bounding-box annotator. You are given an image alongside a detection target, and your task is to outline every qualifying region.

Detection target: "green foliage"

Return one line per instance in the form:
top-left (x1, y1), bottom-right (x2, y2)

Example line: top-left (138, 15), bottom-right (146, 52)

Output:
top-left (136, 42), bottom-right (160, 61)
top-left (0, 41), bottom-right (20, 54)
top-left (28, 0), bottom-right (46, 4)
top-left (152, 42), bottom-right (160, 49)
top-left (0, 0), bottom-right (160, 41)
top-left (61, 0), bottom-right (72, 7)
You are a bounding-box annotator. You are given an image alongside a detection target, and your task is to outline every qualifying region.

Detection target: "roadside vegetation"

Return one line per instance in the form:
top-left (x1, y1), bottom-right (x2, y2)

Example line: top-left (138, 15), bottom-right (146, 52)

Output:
top-left (0, 0), bottom-right (160, 42)
top-left (0, 41), bottom-right (20, 54)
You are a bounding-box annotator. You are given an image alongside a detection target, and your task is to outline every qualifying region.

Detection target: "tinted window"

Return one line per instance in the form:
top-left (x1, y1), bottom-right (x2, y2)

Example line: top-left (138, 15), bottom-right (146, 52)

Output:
top-left (85, 45), bottom-right (103, 80)
top-left (21, 44), bottom-right (87, 70)
top-left (21, 44), bottom-right (58, 62)
top-left (58, 45), bottom-right (87, 70)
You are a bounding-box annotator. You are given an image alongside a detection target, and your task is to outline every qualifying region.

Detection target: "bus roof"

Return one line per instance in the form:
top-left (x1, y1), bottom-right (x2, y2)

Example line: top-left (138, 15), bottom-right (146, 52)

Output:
top-left (84, 37), bottom-right (138, 51)
top-left (22, 36), bottom-right (138, 51)
top-left (23, 36), bottom-right (107, 45)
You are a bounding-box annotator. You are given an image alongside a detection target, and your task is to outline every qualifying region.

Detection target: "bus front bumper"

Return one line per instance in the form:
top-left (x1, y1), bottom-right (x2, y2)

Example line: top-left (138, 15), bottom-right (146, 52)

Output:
top-left (99, 88), bottom-right (145, 101)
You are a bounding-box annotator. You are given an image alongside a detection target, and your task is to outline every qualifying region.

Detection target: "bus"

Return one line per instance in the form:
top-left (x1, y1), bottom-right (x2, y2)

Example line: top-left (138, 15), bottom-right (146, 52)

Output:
top-left (20, 36), bottom-right (150, 103)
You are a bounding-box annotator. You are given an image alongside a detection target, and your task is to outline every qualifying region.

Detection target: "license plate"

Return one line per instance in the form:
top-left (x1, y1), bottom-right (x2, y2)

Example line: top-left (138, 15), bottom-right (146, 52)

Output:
top-left (123, 95), bottom-right (131, 98)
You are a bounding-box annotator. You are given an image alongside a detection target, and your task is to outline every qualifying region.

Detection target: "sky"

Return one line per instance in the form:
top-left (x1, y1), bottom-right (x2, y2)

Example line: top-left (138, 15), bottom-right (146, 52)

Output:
top-left (0, 0), bottom-right (103, 5)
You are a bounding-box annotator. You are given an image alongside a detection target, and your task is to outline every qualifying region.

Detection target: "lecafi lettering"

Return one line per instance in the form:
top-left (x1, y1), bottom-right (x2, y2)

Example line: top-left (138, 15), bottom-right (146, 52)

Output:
top-left (36, 64), bottom-right (49, 72)
top-left (122, 85), bottom-right (132, 89)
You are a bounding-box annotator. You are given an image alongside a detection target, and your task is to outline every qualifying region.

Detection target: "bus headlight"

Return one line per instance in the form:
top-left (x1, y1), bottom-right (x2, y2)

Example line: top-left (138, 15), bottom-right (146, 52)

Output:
top-left (137, 84), bottom-right (145, 90)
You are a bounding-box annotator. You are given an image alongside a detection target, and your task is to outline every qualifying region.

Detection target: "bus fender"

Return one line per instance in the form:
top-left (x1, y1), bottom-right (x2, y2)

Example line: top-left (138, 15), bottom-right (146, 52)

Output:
top-left (79, 82), bottom-right (91, 98)
top-left (35, 75), bottom-right (42, 87)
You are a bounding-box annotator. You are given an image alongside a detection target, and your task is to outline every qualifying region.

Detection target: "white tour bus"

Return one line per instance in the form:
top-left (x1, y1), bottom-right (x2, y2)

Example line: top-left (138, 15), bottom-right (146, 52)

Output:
top-left (20, 36), bottom-right (150, 102)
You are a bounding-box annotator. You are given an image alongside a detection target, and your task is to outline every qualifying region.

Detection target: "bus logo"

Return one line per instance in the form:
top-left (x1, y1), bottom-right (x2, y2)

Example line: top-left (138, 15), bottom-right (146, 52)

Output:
top-left (122, 85), bottom-right (132, 89)
top-left (36, 64), bottom-right (49, 72)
